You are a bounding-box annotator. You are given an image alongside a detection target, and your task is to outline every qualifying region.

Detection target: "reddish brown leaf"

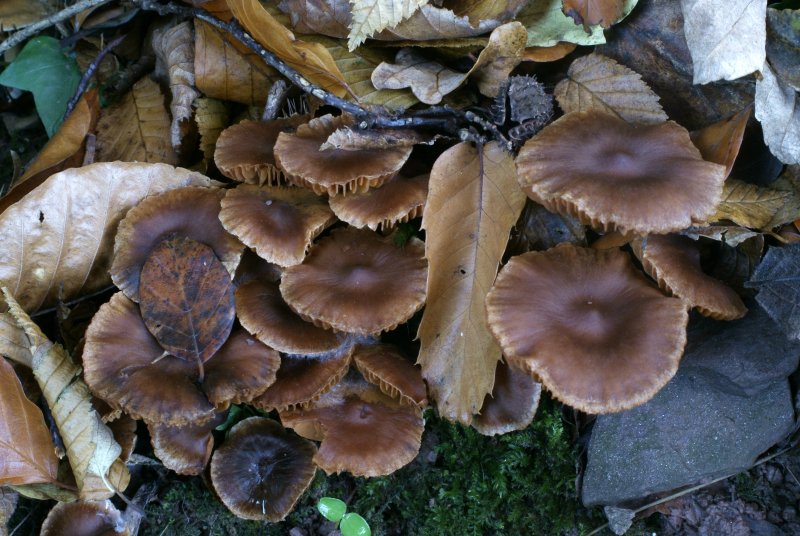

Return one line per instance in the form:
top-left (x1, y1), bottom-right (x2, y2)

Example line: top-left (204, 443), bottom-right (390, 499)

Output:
top-left (138, 237), bottom-right (235, 366)
top-left (562, 0), bottom-right (624, 29)
top-left (690, 107), bottom-right (751, 179)
top-left (0, 357), bottom-right (59, 486)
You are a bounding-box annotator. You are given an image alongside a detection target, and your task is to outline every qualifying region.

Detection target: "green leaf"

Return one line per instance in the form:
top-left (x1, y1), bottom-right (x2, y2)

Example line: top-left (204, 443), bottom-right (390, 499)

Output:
top-left (517, 0), bottom-right (638, 47)
top-left (340, 512), bottom-right (371, 536)
top-left (317, 497), bottom-right (347, 523)
top-left (0, 36), bottom-right (80, 137)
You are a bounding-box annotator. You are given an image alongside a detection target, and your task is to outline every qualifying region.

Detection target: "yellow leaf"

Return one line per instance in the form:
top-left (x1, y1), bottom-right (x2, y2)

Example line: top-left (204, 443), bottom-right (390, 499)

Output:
top-left (348, 0), bottom-right (429, 50)
top-left (194, 98), bottom-right (230, 163)
top-left (417, 142), bottom-right (526, 423)
top-left (712, 179), bottom-right (791, 230)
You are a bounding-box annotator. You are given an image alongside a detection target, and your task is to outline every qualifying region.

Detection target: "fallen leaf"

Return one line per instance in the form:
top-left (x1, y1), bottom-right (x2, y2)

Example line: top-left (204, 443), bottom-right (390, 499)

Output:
top-left (452, 0), bottom-right (530, 25)
top-left (683, 225), bottom-right (760, 247)
top-left (690, 107), bottom-right (751, 178)
top-left (562, 0), bottom-right (625, 28)
top-left (0, 162), bottom-right (212, 312)
top-left (554, 53), bottom-right (668, 123)
top-left (470, 22), bottom-right (527, 97)
top-left (278, 0), bottom-right (351, 37)
top-left (0, 314), bottom-right (30, 367)
top-left (153, 21), bottom-right (200, 151)
top-left (747, 243), bottom-right (800, 340)
top-left (755, 62), bottom-right (800, 165)
top-left (0, 357), bottom-right (59, 486)
top-left (227, 0), bottom-right (350, 97)
top-left (371, 48), bottom-right (464, 104)
top-left (0, 1), bottom-right (46, 28)
top-left (522, 42), bottom-right (577, 62)
top-left (681, 0), bottom-right (766, 84)
top-left (712, 179), bottom-right (790, 229)
top-left (95, 77), bottom-right (177, 164)
top-left (765, 166), bottom-right (800, 230)
top-left (766, 7), bottom-right (800, 90)
top-left (194, 98), bottom-right (229, 163)
top-left (194, 20), bottom-right (277, 105)
top-left (348, 0), bottom-right (429, 50)
top-left (3, 290), bottom-right (129, 499)
top-left (517, 0), bottom-right (637, 47)
top-left (0, 488), bottom-right (18, 536)
top-left (139, 237), bottom-right (235, 367)
top-left (417, 142), bottom-right (526, 423)
top-left (322, 127), bottom-right (433, 150)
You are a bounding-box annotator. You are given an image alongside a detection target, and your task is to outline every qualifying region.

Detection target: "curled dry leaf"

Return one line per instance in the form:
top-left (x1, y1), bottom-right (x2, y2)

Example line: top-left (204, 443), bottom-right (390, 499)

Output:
top-left (4, 291), bottom-right (129, 499)
top-left (562, 0), bottom-right (625, 29)
top-left (554, 53), bottom-right (668, 124)
top-left (0, 162), bottom-right (212, 313)
top-left (347, 0), bottom-right (429, 50)
top-left (194, 98), bottom-right (229, 163)
top-left (712, 180), bottom-right (791, 230)
top-left (755, 62), bottom-right (800, 165)
top-left (152, 21), bottom-right (200, 151)
top-left (690, 107), bottom-right (751, 179)
top-left (0, 357), bottom-right (59, 486)
top-left (417, 142), bottom-right (526, 424)
top-left (469, 22), bottom-right (527, 97)
top-left (0, 314), bottom-right (30, 367)
top-left (95, 77), bottom-right (177, 165)
top-left (371, 48), bottom-right (463, 104)
top-left (681, 0), bottom-right (766, 84)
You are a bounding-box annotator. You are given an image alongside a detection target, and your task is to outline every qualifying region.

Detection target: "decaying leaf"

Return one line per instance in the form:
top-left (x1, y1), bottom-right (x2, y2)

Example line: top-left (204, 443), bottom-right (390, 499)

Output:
top-left (681, 0), bottom-right (766, 84)
top-left (517, 0), bottom-right (637, 47)
top-left (227, 0), bottom-right (349, 97)
top-left (747, 243), bottom-right (800, 340)
top-left (554, 53), bottom-right (668, 124)
top-left (755, 62), bottom-right (800, 165)
top-left (194, 20), bottom-right (277, 105)
top-left (153, 21), bottom-right (200, 150)
top-left (348, 0), bottom-right (429, 50)
top-left (95, 77), bottom-right (177, 164)
top-left (3, 291), bottom-right (129, 499)
top-left (0, 357), bottom-right (59, 486)
top-left (690, 107), bottom-right (751, 178)
top-left (469, 22), bottom-right (527, 97)
top-left (371, 48), bottom-right (463, 104)
top-left (0, 162), bottom-right (212, 312)
top-left (712, 179), bottom-right (790, 230)
top-left (194, 98), bottom-right (229, 163)
top-left (562, 0), bottom-right (625, 29)
top-left (0, 314), bottom-right (30, 367)
top-left (138, 237), bottom-right (235, 366)
top-left (766, 166), bottom-right (800, 230)
top-left (766, 7), bottom-right (800, 91)
top-left (683, 225), bottom-right (760, 247)
top-left (417, 142), bottom-right (526, 423)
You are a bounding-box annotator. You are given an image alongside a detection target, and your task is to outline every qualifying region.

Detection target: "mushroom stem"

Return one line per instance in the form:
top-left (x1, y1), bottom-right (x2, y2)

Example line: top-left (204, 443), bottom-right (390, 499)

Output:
top-left (196, 356), bottom-right (205, 384)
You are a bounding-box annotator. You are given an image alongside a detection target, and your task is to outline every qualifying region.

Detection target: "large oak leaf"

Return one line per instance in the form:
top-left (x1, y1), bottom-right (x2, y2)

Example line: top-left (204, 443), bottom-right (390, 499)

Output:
top-left (417, 142), bottom-right (525, 423)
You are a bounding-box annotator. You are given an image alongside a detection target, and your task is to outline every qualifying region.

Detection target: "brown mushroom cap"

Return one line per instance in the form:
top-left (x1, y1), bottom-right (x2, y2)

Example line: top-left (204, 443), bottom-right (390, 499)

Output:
top-left (353, 343), bottom-right (428, 407)
top-left (149, 411), bottom-right (227, 476)
top-left (233, 248), bottom-right (282, 287)
top-left (486, 244), bottom-right (688, 413)
top-left (83, 292), bottom-right (216, 426)
top-left (40, 500), bottom-right (128, 536)
top-left (209, 417), bottom-right (316, 522)
top-left (204, 329), bottom-right (281, 405)
top-left (110, 186), bottom-right (243, 302)
top-left (633, 234), bottom-right (747, 320)
top-left (219, 184), bottom-right (336, 267)
top-left (516, 111), bottom-right (727, 235)
top-left (328, 173), bottom-right (429, 231)
top-left (273, 114), bottom-right (413, 195)
top-left (472, 359), bottom-right (542, 436)
top-left (236, 280), bottom-right (341, 356)
top-left (280, 227), bottom-right (427, 335)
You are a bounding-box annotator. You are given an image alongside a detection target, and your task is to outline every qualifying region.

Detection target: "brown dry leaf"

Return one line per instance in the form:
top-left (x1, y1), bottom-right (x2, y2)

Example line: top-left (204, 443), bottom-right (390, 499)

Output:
top-left (194, 98), bottom-right (229, 163)
top-left (417, 142), bottom-right (526, 423)
top-left (3, 291), bottom-right (129, 500)
top-left (690, 107), bottom-right (751, 179)
top-left (322, 127), bottom-right (433, 150)
top-left (0, 357), bottom-right (59, 486)
top-left (348, 0), bottom-right (429, 50)
top-left (0, 314), bottom-right (30, 367)
top-left (562, 0), bottom-right (625, 29)
top-left (469, 22), bottom-right (527, 97)
top-left (0, 1), bottom-right (46, 29)
top-left (712, 179), bottom-right (791, 230)
top-left (95, 77), bottom-right (177, 164)
top-left (370, 48), bottom-right (463, 104)
top-left (554, 53), bottom-right (668, 124)
top-left (139, 237), bottom-right (235, 366)
top-left (0, 162), bottom-right (212, 313)
top-left (153, 21), bottom-right (200, 151)
top-left (227, 0), bottom-right (350, 97)
top-left (194, 20), bottom-right (277, 105)
top-left (522, 42), bottom-right (577, 62)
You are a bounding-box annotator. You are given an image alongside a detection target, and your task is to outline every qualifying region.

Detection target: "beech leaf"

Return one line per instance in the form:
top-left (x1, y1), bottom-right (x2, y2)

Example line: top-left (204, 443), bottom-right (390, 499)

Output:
top-left (554, 53), bottom-right (668, 124)
top-left (712, 179), bottom-right (790, 230)
top-left (562, 0), bottom-right (625, 29)
top-left (417, 142), bottom-right (526, 424)
top-left (518, 0), bottom-right (637, 47)
top-left (194, 98), bottom-right (229, 163)
top-left (3, 290), bottom-right (129, 499)
top-left (681, 0), bottom-right (767, 84)
top-left (0, 162), bottom-right (213, 313)
top-left (138, 237), bottom-right (235, 365)
top-left (755, 62), bottom-right (800, 165)
top-left (747, 243), bottom-right (800, 340)
top-left (348, 0), bottom-right (429, 50)
top-left (0, 357), bottom-right (59, 486)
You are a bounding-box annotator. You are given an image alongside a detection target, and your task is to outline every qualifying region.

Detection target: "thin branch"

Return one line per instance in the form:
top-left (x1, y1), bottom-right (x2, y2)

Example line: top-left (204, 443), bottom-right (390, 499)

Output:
top-left (262, 79), bottom-right (289, 121)
top-left (0, 0), bottom-right (116, 56)
top-left (64, 33), bottom-right (126, 117)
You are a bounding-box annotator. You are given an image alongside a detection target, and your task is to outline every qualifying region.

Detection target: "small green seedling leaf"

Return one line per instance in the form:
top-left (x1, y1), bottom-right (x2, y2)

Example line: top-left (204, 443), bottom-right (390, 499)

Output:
top-left (0, 36), bottom-right (80, 137)
top-left (340, 512), bottom-right (371, 536)
top-left (317, 497), bottom-right (346, 523)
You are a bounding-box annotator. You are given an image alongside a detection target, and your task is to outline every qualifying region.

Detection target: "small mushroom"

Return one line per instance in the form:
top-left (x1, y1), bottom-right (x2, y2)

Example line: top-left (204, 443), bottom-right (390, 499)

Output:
top-left (41, 500), bottom-right (128, 536)
top-left (472, 359), bottom-right (542, 436)
top-left (353, 343), bottom-right (428, 407)
top-left (329, 173), bottom-right (429, 231)
top-left (149, 411), bottom-right (228, 476)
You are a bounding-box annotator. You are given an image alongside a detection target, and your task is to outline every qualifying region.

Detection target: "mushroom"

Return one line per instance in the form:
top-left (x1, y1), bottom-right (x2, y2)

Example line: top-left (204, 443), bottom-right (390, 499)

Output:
top-left (328, 173), bottom-right (429, 231)
top-left (472, 359), bottom-right (542, 436)
top-left (149, 410), bottom-right (228, 475)
top-left (209, 417), bottom-right (317, 521)
top-left (485, 244), bottom-right (688, 413)
top-left (280, 227), bottom-right (427, 336)
top-left (352, 343), bottom-right (428, 407)
top-left (515, 111), bottom-right (727, 235)
top-left (40, 500), bottom-right (128, 536)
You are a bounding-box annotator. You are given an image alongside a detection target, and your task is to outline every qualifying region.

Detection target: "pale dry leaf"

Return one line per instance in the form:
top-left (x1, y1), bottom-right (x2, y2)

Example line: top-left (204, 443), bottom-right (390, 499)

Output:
top-left (0, 314), bottom-right (30, 367)
top-left (95, 77), bottom-right (177, 164)
top-left (0, 162), bottom-right (212, 312)
top-left (279, 0), bottom-right (351, 37)
top-left (517, 0), bottom-right (637, 48)
top-left (712, 179), bottom-right (790, 229)
top-left (0, 357), bottom-right (59, 487)
top-left (4, 290), bottom-right (128, 500)
top-left (469, 22), bottom-right (527, 97)
top-left (681, 0), bottom-right (767, 84)
top-left (153, 22), bottom-right (201, 151)
top-left (417, 142), bottom-right (526, 424)
top-left (683, 225), bottom-right (760, 247)
top-left (322, 127), bottom-right (433, 150)
top-left (755, 62), bottom-right (800, 165)
top-left (194, 20), bottom-right (277, 105)
top-left (371, 48), bottom-right (464, 104)
top-left (348, 0), bottom-right (429, 50)
top-left (562, 0), bottom-right (625, 29)
top-left (554, 53), bottom-right (668, 123)
top-left (194, 98), bottom-right (229, 162)
top-left (0, 1), bottom-right (46, 29)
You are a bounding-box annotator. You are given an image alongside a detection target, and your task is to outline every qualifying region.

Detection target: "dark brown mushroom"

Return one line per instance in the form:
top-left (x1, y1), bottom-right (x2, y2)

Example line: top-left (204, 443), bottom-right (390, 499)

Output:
top-left (328, 173), bottom-right (429, 231)
top-left (149, 411), bottom-right (227, 476)
top-left (40, 500), bottom-right (128, 536)
top-left (353, 343), bottom-right (428, 407)
top-left (472, 359), bottom-right (542, 436)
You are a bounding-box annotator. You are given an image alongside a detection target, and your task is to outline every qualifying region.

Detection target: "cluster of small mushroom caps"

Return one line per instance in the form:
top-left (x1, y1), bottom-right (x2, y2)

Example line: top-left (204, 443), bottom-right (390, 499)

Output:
top-left (68, 106), bottom-right (739, 527)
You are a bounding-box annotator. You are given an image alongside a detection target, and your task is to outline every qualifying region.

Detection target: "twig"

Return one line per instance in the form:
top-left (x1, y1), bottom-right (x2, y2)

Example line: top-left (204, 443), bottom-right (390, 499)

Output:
top-left (262, 79), bottom-right (289, 121)
top-left (64, 33), bottom-right (126, 118)
top-left (0, 0), bottom-right (116, 56)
